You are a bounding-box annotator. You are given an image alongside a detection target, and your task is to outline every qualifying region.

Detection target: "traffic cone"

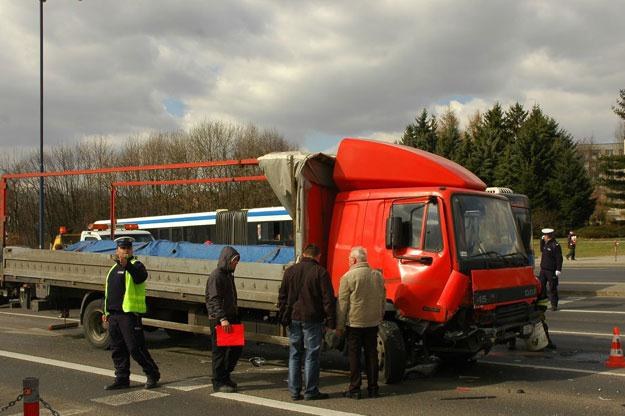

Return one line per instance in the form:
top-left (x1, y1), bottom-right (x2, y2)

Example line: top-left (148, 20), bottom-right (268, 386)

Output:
top-left (605, 327), bottom-right (625, 368)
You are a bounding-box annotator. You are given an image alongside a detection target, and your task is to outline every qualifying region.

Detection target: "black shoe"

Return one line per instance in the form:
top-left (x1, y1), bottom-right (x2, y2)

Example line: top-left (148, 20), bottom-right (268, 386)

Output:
top-left (105, 379), bottom-right (130, 390)
top-left (145, 375), bottom-right (160, 389)
top-left (367, 388), bottom-right (380, 398)
top-left (224, 378), bottom-right (238, 389)
top-left (215, 384), bottom-right (236, 393)
top-left (291, 394), bottom-right (303, 401)
top-left (304, 392), bottom-right (329, 401)
top-left (342, 389), bottom-right (361, 399)
top-left (545, 342), bottom-right (557, 350)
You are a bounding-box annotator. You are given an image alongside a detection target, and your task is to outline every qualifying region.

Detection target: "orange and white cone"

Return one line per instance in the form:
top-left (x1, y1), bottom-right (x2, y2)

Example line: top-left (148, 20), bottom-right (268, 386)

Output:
top-left (605, 327), bottom-right (625, 368)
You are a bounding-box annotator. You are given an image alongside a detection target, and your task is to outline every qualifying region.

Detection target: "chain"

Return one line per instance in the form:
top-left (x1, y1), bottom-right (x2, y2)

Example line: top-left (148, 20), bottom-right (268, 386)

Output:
top-left (0, 394), bottom-right (22, 413)
top-left (40, 397), bottom-right (61, 416)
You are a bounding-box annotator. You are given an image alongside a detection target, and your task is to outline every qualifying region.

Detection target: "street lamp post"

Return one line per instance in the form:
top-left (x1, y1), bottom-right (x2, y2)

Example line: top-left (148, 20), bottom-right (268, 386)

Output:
top-left (38, 0), bottom-right (45, 249)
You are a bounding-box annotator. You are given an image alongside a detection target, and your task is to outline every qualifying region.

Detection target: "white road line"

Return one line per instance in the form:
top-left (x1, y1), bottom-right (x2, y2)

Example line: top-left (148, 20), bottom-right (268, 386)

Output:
top-left (481, 360), bottom-right (625, 378)
top-left (0, 349), bottom-right (146, 383)
top-left (559, 309), bottom-right (625, 315)
top-left (211, 392), bottom-right (364, 416)
top-left (0, 311), bottom-right (80, 322)
top-left (550, 330), bottom-right (613, 338)
top-left (560, 281), bottom-right (622, 285)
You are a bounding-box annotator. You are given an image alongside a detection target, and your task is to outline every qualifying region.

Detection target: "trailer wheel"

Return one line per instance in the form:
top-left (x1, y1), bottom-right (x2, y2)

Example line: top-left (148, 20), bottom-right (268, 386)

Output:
top-left (377, 321), bottom-right (406, 384)
top-left (83, 298), bottom-right (110, 349)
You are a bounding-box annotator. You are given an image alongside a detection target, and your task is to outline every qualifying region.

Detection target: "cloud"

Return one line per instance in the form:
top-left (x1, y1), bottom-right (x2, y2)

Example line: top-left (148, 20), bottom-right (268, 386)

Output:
top-left (1, 0), bottom-right (624, 156)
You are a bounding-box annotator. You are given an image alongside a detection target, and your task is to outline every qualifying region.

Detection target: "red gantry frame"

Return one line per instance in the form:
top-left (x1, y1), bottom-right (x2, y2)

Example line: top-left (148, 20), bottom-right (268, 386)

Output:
top-left (0, 159), bottom-right (265, 247)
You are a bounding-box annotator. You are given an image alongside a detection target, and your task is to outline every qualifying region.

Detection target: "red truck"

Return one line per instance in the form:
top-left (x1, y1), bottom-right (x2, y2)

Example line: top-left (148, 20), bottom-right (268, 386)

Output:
top-left (261, 138), bottom-right (540, 382)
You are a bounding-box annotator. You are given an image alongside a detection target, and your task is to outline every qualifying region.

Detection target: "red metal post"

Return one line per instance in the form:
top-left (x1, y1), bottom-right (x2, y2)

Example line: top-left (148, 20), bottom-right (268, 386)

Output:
top-left (0, 177), bottom-right (6, 248)
top-left (110, 185), bottom-right (117, 240)
top-left (23, 377), bottom-right (39, 416)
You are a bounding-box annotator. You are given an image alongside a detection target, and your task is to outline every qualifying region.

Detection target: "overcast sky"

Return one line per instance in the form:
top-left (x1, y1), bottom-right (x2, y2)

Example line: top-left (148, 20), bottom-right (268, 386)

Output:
top-left (1, 0), bottom-right (624, 154)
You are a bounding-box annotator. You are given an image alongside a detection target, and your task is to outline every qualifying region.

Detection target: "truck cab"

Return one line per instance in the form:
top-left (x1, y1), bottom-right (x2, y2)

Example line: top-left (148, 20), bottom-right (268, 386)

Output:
top-left (260, 138), bottom-right (541, 383)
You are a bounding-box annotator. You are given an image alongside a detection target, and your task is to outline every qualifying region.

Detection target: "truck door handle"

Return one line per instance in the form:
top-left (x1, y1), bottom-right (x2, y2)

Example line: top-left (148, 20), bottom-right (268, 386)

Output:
top-left (418, 256), bottom-right (433, 265)
top-left (399, 256), bottom-right (433, 265)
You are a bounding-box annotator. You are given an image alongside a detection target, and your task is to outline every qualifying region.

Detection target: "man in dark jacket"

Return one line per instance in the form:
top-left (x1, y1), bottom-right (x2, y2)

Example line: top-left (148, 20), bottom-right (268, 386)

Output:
top-left (206, 246), bottom-right (241, 393)
top-left (539, 228), bottom-right (563, 312)
top-left (278, 244), bottom-right (336, 401)
top-left (103, 237), bottom-right (160, 390)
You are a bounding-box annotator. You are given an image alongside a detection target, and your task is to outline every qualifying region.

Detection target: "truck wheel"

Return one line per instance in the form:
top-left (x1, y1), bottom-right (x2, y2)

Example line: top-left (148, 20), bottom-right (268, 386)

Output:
top-left (83, 298), bottom-right (110, 349)
top-left (377, 321), bottom-right (406, 384)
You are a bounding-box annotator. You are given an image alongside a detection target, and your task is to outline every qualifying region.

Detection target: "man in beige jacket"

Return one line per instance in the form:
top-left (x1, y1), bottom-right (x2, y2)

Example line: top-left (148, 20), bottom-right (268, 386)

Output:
top-left (336, 246), bottom-right (386, 399)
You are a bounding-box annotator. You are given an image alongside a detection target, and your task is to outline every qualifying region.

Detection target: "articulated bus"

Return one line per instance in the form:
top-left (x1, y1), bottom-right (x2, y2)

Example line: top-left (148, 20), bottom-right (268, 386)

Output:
top-left (94, 206), bottom-right (293, 246)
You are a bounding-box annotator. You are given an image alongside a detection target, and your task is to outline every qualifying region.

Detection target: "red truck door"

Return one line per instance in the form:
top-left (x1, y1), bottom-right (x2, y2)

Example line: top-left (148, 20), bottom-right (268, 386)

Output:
top-left (385, 197), bottom-right (455, 321)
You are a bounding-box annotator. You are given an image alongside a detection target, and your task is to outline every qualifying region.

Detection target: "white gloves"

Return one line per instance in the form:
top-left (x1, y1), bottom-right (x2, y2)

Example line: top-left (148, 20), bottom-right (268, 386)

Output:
top-left (555, 270), bottom-right (561, 277)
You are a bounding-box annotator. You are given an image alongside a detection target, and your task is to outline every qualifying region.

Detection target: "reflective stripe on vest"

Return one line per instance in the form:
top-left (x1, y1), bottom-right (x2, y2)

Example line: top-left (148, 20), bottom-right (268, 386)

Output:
top-left (104, 258), bottom-right (147, 314)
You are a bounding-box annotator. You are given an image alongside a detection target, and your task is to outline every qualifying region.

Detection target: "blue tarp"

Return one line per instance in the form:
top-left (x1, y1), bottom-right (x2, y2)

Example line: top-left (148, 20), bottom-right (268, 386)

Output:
top-left (65, 240), bottom-right (295, 264)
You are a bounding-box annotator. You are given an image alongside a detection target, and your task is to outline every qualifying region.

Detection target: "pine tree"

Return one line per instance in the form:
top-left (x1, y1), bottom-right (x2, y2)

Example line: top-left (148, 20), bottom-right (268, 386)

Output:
top-left (507, 106), bottom-right (558, 212)
top-left (599, 155), bottom-right (625, 210)
top-left (460, 111), bottom-right (482, 174)
top-left (494, 103), bottom-right (528, 187)
top-left (400, 109), bottom-right (437, 153)
top-left (471, 103), bottom-right (507, 185)
top-left (549, 134), bottom-right (595, 229)
top-left (436, 108), bottom-right (461, 160)
top-left (612, 89), bottom-right (625, 121)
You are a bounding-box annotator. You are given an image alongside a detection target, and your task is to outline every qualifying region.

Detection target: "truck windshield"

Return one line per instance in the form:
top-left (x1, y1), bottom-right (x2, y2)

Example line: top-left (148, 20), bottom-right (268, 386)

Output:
top-left (452, 194), bottom-right (527, 272)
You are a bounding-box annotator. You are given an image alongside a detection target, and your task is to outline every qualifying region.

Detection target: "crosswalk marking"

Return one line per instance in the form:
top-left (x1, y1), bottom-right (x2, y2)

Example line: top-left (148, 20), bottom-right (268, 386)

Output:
top-left (166, 376), bottom-right (213, 391)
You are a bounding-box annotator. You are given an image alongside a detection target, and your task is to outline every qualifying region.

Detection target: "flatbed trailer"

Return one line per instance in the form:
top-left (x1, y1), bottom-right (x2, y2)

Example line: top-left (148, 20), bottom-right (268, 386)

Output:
top-left (1, 246), bottom-right (290, 346)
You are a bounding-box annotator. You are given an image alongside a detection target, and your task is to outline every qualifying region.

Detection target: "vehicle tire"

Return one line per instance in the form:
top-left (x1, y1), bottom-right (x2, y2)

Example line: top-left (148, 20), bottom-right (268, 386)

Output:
top-left (377, 320), bottom-right (406, 384)
top-left (83, 298), bottom-right (110, 349)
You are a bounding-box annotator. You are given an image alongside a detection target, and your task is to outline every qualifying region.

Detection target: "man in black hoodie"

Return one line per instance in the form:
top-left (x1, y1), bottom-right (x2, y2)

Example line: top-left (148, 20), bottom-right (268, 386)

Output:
top-left (206, 246), bottom-right (242, 393)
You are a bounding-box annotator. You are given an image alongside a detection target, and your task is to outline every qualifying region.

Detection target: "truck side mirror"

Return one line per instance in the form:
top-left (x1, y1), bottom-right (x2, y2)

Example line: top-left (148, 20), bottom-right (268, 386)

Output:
top-left (385, 217), bottom-right (404, 249)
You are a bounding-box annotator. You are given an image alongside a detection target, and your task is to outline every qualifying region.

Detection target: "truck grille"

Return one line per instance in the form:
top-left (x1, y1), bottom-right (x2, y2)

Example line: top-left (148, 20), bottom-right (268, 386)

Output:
top-left (476, 302), bottom-right (532, 327)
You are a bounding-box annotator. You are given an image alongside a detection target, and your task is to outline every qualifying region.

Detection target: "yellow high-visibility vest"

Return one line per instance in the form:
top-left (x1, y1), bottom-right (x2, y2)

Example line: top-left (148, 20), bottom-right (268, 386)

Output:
top-left (104, 258), bottom-right (147, 314)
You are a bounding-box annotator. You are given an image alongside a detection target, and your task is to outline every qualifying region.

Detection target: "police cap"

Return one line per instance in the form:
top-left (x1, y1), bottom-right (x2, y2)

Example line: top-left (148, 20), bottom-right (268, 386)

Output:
top-left (115, 237), bottom-right (135, 248)
top-left (541, 228), bottom-right (555, 235)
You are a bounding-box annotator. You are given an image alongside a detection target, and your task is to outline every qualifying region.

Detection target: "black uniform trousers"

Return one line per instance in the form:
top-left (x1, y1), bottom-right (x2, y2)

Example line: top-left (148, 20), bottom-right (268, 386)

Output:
top-left (539, 269), bottom-right (559, 309)
top-left (108, 312), bottom-right (160, 381)
top-left (209, 318), bottom-right (243, 387)
top-left (346, 326), bottom-right (379, 392)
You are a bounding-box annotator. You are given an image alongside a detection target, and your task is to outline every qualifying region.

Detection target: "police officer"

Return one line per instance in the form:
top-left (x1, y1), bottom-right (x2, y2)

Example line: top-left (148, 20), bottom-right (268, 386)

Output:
top-left (539, 228), bottom-right (563, 312)
top-left (102, 237), bottom-right (160, 390)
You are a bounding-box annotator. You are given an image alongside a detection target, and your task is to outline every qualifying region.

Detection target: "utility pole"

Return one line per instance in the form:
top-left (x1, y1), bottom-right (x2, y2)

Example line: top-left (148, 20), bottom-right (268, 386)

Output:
top-left (39, 0), bottom-right (46, 249)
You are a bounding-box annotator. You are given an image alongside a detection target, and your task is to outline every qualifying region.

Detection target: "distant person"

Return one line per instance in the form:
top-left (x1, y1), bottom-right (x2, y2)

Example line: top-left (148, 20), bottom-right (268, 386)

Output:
top-left (278, 243), bottom-right (336, 401)
top-left (566, 231), bottom-right (577, 260)
top-left (336, 247), bottom-right (386, 399)
top-left (206, 246), bottom-right (242, 393)
top-left (103, 237), bottom-right (160, 390)
top-left (539, 228), bottom-right (563, 312)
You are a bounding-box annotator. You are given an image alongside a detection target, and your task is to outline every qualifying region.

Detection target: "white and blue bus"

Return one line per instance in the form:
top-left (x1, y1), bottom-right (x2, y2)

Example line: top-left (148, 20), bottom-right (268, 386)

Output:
top-left (94, 206), bottom-right (293, 246)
